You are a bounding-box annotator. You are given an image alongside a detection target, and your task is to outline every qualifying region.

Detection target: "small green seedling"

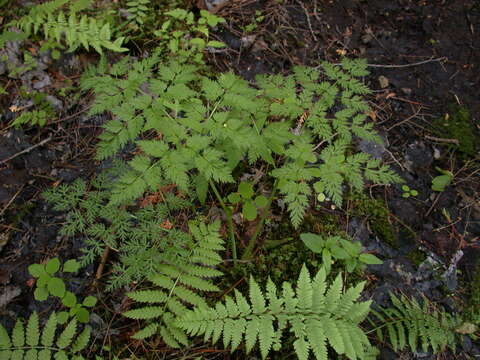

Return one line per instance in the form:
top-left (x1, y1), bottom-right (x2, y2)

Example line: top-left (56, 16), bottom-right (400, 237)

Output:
top-left (28, 258), bottom-right (96, 323)
top-left (401, 185), bottom-right (418, 198)
top-left (243, 10), bottom-right (265, 32)
top-left (153, 8), bottom-right (225, 64)
top-left (228, 182), bottom-right (269, 221)
top-left (431, 167), bottom-right (454, 192)
top-left (300, 233), bottom-right (382, 273)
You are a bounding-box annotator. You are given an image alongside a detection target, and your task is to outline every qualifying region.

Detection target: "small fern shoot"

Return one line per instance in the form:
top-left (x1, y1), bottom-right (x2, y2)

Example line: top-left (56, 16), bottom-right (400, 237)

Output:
top-left (123, 220), bottom-right (224, 348)
top-left (0, 312), bottom-right (94, 359)
top-left (13, 0), bottom-right (126, 53)
top-left (371, 293), bottom-right (461, 354)
top-left (177, 264), bottom-right (375, 360)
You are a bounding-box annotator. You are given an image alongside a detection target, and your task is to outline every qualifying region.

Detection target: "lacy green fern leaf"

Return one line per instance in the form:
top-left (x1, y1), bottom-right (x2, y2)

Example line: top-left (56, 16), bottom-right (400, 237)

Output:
top-left (15, 0), bottom-right (126, 53)
top-left (372, 293), bottom-right (461, 354)
top-left (0, 312), bottom-right (95, 359)
top-left (123, 220), bottom-right (224, 348)
top-left (177, 265), bottom-right (374, 360)
top-left (82, 56), bottom-right (400, 228)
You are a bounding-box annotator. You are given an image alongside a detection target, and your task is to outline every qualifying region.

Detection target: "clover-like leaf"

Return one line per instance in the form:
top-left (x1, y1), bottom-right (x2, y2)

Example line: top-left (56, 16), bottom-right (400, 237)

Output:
top-left (82, 296), bottom-right (97, 308)
top-left (63, 259), bottom-right (80, 273)
top-left (76, 308), bottom-right (90, 323)
top-left (228, 192), bottom-right (241, 204)
top-left (47, 277), bottom-right (66, 298)
top-left (28, 264), bottom-right (46, 278)
top-left (62, 292), bottom-right (77, 308)
top-left (238, 182), bottom-right (254, 199)
top-left (45, 258), bottom-right (61, 275)
top-left (243, 200), bottom-right (257, 221)
top-left (34, 286), bottom-right (49, 301)
top-left (254, 195), bottom-right (268, 208)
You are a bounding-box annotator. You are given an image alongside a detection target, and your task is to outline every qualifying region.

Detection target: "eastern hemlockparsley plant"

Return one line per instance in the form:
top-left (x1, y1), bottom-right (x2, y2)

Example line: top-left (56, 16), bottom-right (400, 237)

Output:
top-left (81, 56), bottom-right (400, 228)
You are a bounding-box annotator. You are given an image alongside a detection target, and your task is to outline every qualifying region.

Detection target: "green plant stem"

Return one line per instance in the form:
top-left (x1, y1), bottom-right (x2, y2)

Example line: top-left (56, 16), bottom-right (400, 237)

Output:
top-left (241, 179), bottom-right (279, 260)
top-left (209, 180), bottom-right (237, 261)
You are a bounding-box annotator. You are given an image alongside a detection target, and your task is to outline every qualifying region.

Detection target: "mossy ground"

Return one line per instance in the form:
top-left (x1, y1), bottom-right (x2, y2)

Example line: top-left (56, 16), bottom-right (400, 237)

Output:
top-left (433, 104), bottom-right (479, 159)
top-left (347, 192), bottom-right (398, 249)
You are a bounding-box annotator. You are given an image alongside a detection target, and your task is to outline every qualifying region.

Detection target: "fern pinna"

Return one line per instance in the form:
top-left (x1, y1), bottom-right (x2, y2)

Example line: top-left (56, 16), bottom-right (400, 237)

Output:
top-left (13, 0), bottom-right (126, 53)
top-left (177, 265), bottom-right (375, 360)
top-left (0, 312), bottom-right (94, 359)
top-left (372, 293), bottom-right (461, 354)
top-left (82, 56), bottom-right (400, 228)
top-left (123, 221), bottom-right (224, 348)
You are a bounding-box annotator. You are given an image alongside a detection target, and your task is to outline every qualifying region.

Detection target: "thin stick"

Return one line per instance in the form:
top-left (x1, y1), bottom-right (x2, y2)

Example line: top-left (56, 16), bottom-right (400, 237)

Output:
top-left (242, 179), bottom-right (279, 260)
top-left (210, 180), bottom-right (237, 261)
top-left (424, 135), bottom-right (459, 145)
top-left (367, 57), bottom-right (446, 68)
top-left (0, 136), bottom-right (52, 164)
top-left (0, 184), bottom-right (25, 217)
top-left (387, 108), bottom-right (422, 131)
top-left (94, 246), bottom-right (111, 285)
top-left (297, 0), bottom-right (317, 41)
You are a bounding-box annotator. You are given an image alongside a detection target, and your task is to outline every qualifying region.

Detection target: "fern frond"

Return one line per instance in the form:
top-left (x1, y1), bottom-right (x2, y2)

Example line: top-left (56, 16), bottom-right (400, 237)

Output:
top-left (177, 265), bottom-right (373, 360)
top-left (123, 221), bottom-right (224, 347)
top-left (0, 312), bottom-right (93, 358)
top-left (373, 293), bottom-right (460, 354)
top-left (16, 1), bottom-right (127, 54)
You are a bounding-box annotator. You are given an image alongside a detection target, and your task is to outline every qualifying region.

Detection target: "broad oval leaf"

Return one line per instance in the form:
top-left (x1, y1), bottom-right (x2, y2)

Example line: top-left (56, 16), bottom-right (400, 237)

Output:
top-left (300, 233), bottom-right (325, 253)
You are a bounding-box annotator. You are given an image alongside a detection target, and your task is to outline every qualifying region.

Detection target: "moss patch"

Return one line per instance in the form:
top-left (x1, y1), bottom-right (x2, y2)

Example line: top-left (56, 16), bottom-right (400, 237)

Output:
top-left (348, 192), bottom-right (398, 249)
top-left (406, 248), bottom-right (427, 267)
top-left (433, 104), bottom-right (478, 158)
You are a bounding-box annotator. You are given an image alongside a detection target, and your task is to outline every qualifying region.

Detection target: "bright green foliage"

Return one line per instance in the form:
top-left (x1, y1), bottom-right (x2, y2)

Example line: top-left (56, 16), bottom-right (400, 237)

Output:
top-left (11, 0), bottom-right (126, 53)
top-left (11, 110), bottom-right (48, 128)
top-left (123, 221), bottom-right (224, 348)
top-left (177, 265), bottom-right (375, 360)
top-left (401, 185), bottom-right (418, 198)
top-left (431, 167), bottom-right (454, 192)
top-left (0, 312), bottom-right (95, 359)
top-left (28, 258), bottom-right (96, 323)
top-left (228, 182), bottom-right (269, 221)
top-left (125, 0), bottom-right (150, 25)
top-left (300, 233), bottom-right (382, 274)
top-left (42, 171), bottom-right (192, 290)
top-left (372, 293), bottom-right (461, 354)
top-left (153, 8), bottom-right (225, 64)
top-left (81, 56), bottom-right (400, 228)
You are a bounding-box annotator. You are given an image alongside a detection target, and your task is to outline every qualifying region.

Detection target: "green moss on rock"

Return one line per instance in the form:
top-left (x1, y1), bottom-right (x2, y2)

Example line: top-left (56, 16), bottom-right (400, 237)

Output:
top-left (348, 192), bottom-right (398, 249)
top-left (433, 104), bottom-right (478, 158)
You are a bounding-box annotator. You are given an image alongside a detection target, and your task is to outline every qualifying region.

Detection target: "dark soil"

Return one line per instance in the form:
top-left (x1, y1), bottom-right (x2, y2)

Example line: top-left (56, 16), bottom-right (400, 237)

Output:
top-left (0, 0), bottom-right (479, 359)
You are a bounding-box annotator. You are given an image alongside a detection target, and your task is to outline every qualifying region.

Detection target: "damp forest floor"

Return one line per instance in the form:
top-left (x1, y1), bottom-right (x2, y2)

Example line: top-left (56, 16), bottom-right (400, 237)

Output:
top-left (0, 0), bottom-right (479, 359)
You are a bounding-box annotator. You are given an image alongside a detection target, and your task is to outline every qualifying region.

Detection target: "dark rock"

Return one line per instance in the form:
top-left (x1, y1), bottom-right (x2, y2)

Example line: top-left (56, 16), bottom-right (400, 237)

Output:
top-left (358, 138), bottom-right (386, 159)
top-left (404, 142), bottom-right (433, 172)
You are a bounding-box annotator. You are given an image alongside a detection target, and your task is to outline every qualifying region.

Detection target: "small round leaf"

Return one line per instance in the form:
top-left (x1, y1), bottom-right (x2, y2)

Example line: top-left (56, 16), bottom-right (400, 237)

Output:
top-left (242, 201), bottom-right (257, 221)
top-left (47, 277), bottom-right (66, 298)
top-left (37, 275), bottom-right (49, 288)
top-left (254, 195), bottom-right (268, 208)
top-left (45, 258), bottom-right (61, 275)
top-left (62, 260), bottom-right (80, 273)
top-left (62, 292), bottom-right (77, 308)
top-left (227, 193), bottom-right (241, 204)
top-left (57, 312), bottom-right (69, 324)
top-left (34, 286), bottom-right (49, 301)
top-left (28, 264), bottom-right (46, 278)
top-left (238, 182), bottom-right (254, 199)
top-left (82, 296), bottom-right (97, 308)
top-left (76, 308), bottom-right (90, 323)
